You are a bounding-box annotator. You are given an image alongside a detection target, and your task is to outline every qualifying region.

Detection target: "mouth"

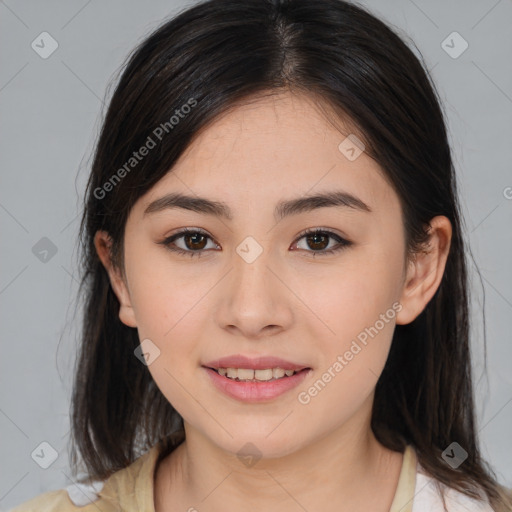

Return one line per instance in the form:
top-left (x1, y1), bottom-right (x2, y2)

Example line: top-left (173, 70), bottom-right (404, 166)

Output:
top-left (201, 355), bottom-right (312, 401)
top-left (201, 357), bottom-right (312, 402)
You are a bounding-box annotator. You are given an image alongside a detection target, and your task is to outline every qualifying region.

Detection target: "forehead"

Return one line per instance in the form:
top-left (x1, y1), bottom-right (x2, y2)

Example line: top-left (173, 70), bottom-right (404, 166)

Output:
top-left (136, 91), bottom-right (399, 220)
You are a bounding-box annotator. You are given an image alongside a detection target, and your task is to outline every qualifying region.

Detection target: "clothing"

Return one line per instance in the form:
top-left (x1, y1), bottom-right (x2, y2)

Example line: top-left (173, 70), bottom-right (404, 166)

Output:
top-left (8, 441), bottom-right (496, 511)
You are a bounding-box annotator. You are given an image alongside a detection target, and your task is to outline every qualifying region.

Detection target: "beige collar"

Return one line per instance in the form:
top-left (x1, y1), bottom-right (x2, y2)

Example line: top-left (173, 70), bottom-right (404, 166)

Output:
top-left (389, 444), bottom-right (418, 512)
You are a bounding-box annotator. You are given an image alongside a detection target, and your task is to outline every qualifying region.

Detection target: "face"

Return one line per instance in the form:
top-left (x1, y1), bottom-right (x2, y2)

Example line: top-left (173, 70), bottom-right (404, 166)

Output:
top-left (96, 91), bottom-right (448, 459)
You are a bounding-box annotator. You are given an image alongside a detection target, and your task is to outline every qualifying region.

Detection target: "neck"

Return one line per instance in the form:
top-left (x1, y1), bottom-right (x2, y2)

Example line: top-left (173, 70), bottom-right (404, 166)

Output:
top-left (154, 404), bottom-right (403, 512)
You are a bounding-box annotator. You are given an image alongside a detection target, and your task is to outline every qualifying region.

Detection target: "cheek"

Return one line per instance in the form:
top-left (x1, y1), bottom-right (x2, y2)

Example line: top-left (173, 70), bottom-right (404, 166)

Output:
top-left (125, 244), bottom-right (210, 338)
top-left (294, 249), bottom-right (402, 401)
top-left (125, 255), bottom-right (208, 411)
top-left (296, 286), bottom-right (398, 423)
top-left (296, 257), bottom-right (401, 344)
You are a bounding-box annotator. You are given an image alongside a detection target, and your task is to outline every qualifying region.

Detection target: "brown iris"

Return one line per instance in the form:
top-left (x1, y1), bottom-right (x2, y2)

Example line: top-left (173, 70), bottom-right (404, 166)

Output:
top-left (305, 232), bottom-right (329, 251)
top-left (183, 232), bottom-right (208, 251)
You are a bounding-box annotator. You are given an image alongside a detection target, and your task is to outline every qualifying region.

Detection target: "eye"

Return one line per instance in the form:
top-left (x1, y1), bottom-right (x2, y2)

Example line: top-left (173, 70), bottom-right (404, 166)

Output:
top-left (158, 228), bottom-right (218, 258)
top-left (292, 228), bottom-right (352, 257)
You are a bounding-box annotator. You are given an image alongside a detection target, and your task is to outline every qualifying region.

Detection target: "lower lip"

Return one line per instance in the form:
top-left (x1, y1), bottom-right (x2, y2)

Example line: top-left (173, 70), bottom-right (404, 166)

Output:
top-left (203, 367), bottom-right (311, 402)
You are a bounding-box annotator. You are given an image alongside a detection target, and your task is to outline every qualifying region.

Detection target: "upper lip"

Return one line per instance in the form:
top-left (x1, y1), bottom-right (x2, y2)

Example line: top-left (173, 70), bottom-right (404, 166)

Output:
top-left (202, 355), bottom-right (310, 371)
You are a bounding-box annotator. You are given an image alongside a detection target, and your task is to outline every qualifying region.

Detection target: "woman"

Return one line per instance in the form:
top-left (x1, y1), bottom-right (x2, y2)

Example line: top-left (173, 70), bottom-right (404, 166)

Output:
top-left (10, 0), bottom-right (511, 510)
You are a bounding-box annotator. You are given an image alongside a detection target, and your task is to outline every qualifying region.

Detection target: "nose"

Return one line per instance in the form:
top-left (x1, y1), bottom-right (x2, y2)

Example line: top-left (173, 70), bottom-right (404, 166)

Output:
top-left (214, 244), bottom-right (293, 340)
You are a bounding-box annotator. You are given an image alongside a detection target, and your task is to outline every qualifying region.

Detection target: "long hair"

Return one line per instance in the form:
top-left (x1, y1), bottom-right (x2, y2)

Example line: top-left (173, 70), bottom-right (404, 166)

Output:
top-left (70, 0), bottom-right (511, 509)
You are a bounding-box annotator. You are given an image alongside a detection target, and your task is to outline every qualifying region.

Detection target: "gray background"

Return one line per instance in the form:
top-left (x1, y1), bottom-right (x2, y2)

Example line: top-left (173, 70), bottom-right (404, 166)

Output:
top-left (1, 0), bottom-right (511, 509)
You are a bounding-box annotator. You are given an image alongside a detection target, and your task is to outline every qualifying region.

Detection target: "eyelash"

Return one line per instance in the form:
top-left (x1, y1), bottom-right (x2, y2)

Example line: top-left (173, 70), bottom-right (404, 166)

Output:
top-left (158, 227), bottom-right (352, 259)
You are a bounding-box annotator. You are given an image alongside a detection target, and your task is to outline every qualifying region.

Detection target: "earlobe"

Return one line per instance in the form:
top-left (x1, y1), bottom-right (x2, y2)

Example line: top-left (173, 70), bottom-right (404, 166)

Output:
top-left (93, 230), bottom-right (137, 328)
top-left (395, 216), bottom-right (452, 325)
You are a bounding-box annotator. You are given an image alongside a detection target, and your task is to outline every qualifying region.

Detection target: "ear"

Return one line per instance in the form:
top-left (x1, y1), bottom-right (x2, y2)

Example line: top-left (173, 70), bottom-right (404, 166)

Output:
top-left (94, 230), bottom-right (137, 328)
top-left (395, 216), bottom-right (452, 325)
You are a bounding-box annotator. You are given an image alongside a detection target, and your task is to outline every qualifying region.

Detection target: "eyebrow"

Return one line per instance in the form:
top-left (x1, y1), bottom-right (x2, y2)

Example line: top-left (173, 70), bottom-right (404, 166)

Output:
top-left (144, 190), bottom-right (372, 221)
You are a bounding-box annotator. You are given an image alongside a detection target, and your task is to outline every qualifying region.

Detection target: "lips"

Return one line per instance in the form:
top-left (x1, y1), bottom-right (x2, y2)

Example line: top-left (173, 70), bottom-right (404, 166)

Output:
top-left (204, 366), bottom-right (311, 402)
top-left (202, 354), bottom-right (309, 372)
top-left (201, 354), bottom-right (312, 402)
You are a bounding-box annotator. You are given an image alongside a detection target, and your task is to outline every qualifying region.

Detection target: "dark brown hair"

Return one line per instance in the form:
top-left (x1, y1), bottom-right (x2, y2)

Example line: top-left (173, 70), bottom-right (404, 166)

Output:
top-left (70, 0), bottom-right (512, 510)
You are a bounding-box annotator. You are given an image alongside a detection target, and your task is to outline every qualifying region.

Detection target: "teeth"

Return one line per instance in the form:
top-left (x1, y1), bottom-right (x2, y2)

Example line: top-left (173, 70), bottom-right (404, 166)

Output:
top-left (238, 368), bottom-right (255, 380)
top-left (226, 368), bottom-right (238, 379)
top-left (273, 368), bottom-right (285, 378)
top-left (255, 369), bottom-right (273, 380)
top-left (215, 367), bottom-right (299, 381)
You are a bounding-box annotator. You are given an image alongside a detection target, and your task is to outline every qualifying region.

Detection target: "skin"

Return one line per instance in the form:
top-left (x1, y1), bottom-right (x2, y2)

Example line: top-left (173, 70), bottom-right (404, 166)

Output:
top-left (95, 90), bottom-right (452, 512)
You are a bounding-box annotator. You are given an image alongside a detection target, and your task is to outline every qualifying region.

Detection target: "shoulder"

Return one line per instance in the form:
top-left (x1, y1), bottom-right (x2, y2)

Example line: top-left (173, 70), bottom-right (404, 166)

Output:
top-left (8, 440), bottom-right (165, 512)
top-left (6, 481), bottom-right (111, 512)
top-left (412, 469), bottom-right (495, 512)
